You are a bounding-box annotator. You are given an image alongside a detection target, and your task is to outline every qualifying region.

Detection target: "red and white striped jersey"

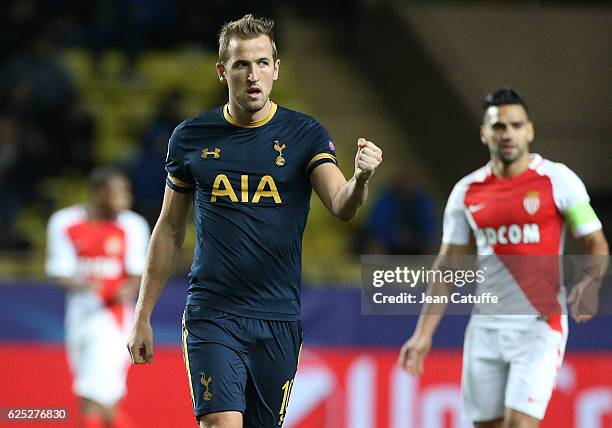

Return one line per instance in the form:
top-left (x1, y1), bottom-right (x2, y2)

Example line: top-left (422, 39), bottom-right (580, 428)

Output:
top-left (46, 205), bottom-right (150, 326)
top-left (442, 154), bottom-right (602, 329)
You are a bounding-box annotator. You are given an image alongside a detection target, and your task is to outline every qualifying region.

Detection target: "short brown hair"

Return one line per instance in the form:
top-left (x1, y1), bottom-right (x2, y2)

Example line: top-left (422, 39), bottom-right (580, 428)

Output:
top-left (218, 14), bottom-right (277, 65)
top-left (88, 165), bottom-right (128, 190)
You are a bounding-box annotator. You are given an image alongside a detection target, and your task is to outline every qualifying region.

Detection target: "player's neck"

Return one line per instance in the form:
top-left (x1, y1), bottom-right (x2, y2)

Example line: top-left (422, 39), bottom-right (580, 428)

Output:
top-left (491, 153), bottom-right (531, 178)
top-left (227, 100), bottom-right (272, 125)
top-left (87, 204), bottom-right (116, 221)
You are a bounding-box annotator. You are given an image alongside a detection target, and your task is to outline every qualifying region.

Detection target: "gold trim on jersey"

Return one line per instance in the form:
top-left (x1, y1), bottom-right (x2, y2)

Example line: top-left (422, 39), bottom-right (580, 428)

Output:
top-left (223, 102), bottom-right (278, 128)
top-left (306, 153), bottom-right (337, 170)
top-left (168, 174), bottom-right (194, 189)
top-left (181, 319), bottom-right (196, 409)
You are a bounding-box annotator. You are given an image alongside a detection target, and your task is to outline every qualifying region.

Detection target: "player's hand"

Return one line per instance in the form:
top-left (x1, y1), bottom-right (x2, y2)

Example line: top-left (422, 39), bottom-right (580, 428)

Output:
top-left (567, 277), bottom-right (599, 323)
top-left (127, 320), bottom-right (154, 364)
top-left (398, 334), bottom-right (432, 376)
top-left (354, 138), bottom-right (382, 184)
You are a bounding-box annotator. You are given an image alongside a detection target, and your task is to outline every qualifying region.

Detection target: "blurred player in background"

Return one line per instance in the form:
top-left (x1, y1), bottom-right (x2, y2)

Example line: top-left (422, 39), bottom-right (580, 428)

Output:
top-left (399, 88), bottom-right (608, 428)
top-left (127, 14), bottom-right (382, 428)
top-left (46, 167), bottom-right (150, 428)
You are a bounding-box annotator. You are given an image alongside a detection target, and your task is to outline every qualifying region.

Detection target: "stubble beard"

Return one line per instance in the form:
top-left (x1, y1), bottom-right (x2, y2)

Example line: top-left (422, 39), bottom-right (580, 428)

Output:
top-left (237, 90), bottom-right (269, 114)
top-left (496, 144), bottom-right (527, 165)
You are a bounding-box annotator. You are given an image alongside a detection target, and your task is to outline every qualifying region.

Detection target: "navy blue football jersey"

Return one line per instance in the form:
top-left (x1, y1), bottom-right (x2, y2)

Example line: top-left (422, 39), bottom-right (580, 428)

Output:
top-left (166, 102), bottom-right (337, 320)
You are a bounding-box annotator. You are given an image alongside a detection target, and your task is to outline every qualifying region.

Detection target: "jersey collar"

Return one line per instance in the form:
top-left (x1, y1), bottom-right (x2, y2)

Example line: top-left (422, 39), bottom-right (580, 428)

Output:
top-left (223, 101), bottom-right (278, 128)
top-left (484, 153), bottom-right (543, 177)
top-left (528, 153), bottom-right (543, 169)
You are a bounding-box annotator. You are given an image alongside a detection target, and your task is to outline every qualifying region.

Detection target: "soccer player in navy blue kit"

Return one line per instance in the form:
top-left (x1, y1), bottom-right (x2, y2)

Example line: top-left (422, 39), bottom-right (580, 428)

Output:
top-left (127, 14), bottom-right (382, 428)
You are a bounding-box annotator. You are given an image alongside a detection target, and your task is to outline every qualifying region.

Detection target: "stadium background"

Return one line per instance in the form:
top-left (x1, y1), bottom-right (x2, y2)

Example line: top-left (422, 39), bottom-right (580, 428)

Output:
top-left (1, 1), bottom-right (610, 427)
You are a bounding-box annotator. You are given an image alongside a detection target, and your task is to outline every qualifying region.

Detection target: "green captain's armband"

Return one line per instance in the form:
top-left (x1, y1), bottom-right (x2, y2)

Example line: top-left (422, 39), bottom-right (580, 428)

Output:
top-left (565, 202), bottom-right (600, 235)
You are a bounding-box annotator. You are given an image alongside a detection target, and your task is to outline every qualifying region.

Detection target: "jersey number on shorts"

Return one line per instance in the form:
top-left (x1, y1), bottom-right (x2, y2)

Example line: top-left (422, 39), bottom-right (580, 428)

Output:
top-left (278, 379), bottom-right (295, 426)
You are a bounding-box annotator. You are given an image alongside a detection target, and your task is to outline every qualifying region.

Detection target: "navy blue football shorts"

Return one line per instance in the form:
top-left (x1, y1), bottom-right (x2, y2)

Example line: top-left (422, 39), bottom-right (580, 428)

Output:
top-left (181, 305), bottom-right (303, 427)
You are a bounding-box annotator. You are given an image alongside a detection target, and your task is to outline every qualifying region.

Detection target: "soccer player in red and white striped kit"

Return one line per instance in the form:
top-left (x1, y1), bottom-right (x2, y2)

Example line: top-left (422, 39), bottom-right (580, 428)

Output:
top-left (46, 167), bottom-right (150, 428)
top-left (399, 88), bottom-right (608, 428)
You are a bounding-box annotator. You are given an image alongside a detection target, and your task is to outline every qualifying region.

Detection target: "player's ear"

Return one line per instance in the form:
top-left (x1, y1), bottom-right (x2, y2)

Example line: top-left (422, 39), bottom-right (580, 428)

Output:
top-left (273, 59), bottom-right (280, 81)
top-left (216, 62), bottom-right (228, 84)
top-left (527, 121), bottom-right (535, 144)
top-left (480, 125), bottom-right (487, 145)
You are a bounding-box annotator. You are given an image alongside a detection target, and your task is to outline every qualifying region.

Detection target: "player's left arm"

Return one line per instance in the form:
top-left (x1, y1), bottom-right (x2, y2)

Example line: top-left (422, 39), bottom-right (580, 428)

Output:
top-left (311, 138), bottom-right (382, 221)
top-left (118, 213), bottom-right (150, 304)
top-left (568, 228), bottom-right (609, 322)
top-left (551, 164), bottom-right (609, 322)
top-left (115, 276), bottom-right (142, 304)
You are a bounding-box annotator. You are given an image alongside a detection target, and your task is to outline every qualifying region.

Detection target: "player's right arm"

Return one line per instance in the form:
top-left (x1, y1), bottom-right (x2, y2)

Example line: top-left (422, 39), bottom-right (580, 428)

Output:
top-left (399, 243), bottom-right (471, 375)
top-left (127, 186), bottom-right (191, 364)
top-left (399, 178), bottom-right (473, 375)
top-left (45, 209), bottom-right (94, 291)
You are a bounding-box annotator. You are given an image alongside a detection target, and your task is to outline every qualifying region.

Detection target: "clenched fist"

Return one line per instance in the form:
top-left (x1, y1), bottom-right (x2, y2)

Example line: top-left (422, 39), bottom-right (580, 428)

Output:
top-left (354, 138), bottom-right (382, 183)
